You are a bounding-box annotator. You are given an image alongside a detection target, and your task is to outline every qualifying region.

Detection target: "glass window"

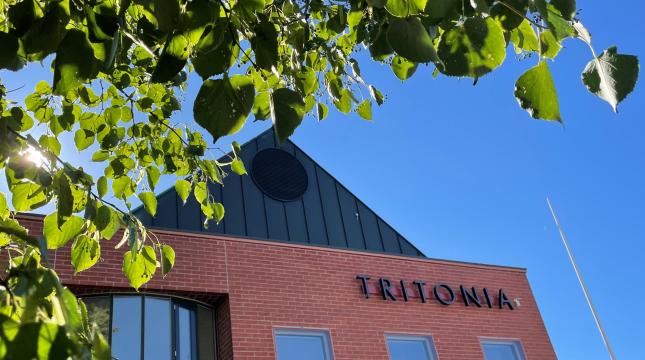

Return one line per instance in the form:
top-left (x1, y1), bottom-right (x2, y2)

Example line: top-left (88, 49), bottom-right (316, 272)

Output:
top-left (275, 329), bottom-right (333, 360)
top-left (84, 296), bottom-right (111, 339)
top-left (144, 297), bottom-right (172, 360)
top-left (177, 303), bottom-right (197, 360)
top-left (481, 340), bottom-right (526, 360)
top-left (386, 335), bottom-right (438, 360)
top-left (81, 295), bottom-right (216, 360)
top-left (197, 305), bottom-right (217, 360)
top-left (112, 296), bottom-right (142, 360)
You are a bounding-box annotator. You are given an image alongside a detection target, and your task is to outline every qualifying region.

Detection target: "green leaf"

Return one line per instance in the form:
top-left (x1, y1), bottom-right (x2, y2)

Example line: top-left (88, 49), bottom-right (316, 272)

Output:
top-left (437, 17), bottom-right (506, 78)
top-left (53, 29), bottom-right (99, 95)
top-left (161, 244), bottom-right (175, 277)
top-left (356, 100), bottom-right (373, 120)
top-left (151, 33), bottom-right (189, 83)
top-left (385, 0), bottom-right (427, 17)
top-left (97, 176), bottom-right (108, 198)
top-left (514, 61), bottom-right (561, 121)
top-left (251, 19), bottom-right (278, 70)
top-left (95, 205), bottom-right (121, 240)
top-left (387, 17), bottom-right (439, 64)
top-left (534, 0), bottom-right (573, 40)
top-left (551, 0), bottom-right (576, 20)
top-left (38, 135), bottom-right (61, 156)
top-left (231, 159), bottom-right (247, 175)
top-left (0, 31), bottom-right (26, 70)
top-left (294, 67), bottom-right (318, 96)
top-left (175, 179), bottom-right (191, 204)
top-left (11, 182), bottom-right (47, 211)
top-left (509, 20), bottom-right (539, 54)
top-left (333, 89), bottom-right (353, 114)
top-left (43, 213), bottom-right (84, 249)
top-left (74, 129), bottom-right (94, 151)
top-left (582, 47), bottom-right (639, 112)
top-left (146, 167), bottom-right (161, 190)
top-left (91, 150), bottom-right (109, 162)
top-left (271, 88), bottom-right (306, 144)
top-left (253, 92), bottom-right (271, 120)
top-left (0, 193), bottom-right (9, 220)
top-left (391, 55), bottom-right (418, 80)
top-left (540, 30), bottom-right (561, 59)
top-left (56, 173), bottom-right (73, 220)
top-left (317, 102), bottom-right (328, 121)
top-left (71, 234), bottom-right (100, 273)
top-left (212, 202), bottom-right (225, 223)
top-left (369, 85), bottom-right (385, 105)
top-left (194, 181), bottom-right (207, 204)
top-left (193, 75), bottom-right (255, 143)
top-left (22, 0), bottom-right (70, 60)
top-left (122, 245), bottom-right (157, 290)
top-left (112, 176), bottom-right (134, 199)
top-left (490, 0), bottom-right (528, 30)
top-left (192, 22), bottom-right (239, 79)
top-left (138, 192), bottom-right (157, 217)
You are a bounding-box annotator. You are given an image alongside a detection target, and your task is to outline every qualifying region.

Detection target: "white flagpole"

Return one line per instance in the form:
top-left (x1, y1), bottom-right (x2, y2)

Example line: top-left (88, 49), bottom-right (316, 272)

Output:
top-left (546, 198), bottom-right (616, 360)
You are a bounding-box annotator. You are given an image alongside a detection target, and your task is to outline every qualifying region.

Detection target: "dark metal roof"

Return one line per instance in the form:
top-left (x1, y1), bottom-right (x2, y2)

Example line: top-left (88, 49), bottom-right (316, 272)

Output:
top-left (134, 128), bottom-right (425, 258)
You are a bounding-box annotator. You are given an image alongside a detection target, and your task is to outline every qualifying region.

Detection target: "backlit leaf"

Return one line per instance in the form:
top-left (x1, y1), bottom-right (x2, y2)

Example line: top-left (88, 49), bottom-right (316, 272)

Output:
top-left (53, 29), bottom-right (98, 95)
top-left (71, 235), bottom-right (100, 273)
top-left (514, 61), bottom-right (561, 121)
top-left (138, 191), bottom-right (157, 217)
top-left (437, 17), bottom-right (506, 78)
top-left (161, 244), bottom-right (175, 276)
top-left (123, 245), bottom-right (157, 290)
top-left (43, 213), bottom-right (84, 249)
top-left (194, 75), bottom-right (255, 143)
top-left (175, 179), bottom-right (191, 204)
top-left (385, 0), bottom-right (427, 18)
top-left (271, 88), bottom-right (306, 144)
top-left (387, 17), bottom-right (439, 64)
top-left (391, 55), bottom-right (418, 80)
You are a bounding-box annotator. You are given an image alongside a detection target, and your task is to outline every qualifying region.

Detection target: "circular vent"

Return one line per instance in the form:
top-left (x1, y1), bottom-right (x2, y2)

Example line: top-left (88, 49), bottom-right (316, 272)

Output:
top-left (251, 148), bottom-right (308, 201)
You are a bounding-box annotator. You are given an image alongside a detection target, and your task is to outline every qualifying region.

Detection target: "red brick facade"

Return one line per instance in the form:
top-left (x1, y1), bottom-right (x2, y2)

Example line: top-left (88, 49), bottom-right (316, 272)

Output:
top-left (18, 214), bottom-right (556, 360)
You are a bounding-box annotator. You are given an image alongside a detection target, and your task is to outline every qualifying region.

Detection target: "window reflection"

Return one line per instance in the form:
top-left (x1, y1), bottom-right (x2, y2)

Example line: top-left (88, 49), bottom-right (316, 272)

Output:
top-left (386, 336), bottom-right (437, 360)
top-left (275, 330), bottom-right (333, 360)
top-left (84, 296), bottom-right (111, 339)
top-left (481, 341), bottom-right (526, 360)
top-left (81, 295), bottom-right (216, 360)
top-left (112, 296), bottom-right (142, 360)
top-left (197, 305), bottom-right (216, 360)
top-left (177, 304), bottom-right (197, 360)
top-left (144, 297), bottom-right (172, 360)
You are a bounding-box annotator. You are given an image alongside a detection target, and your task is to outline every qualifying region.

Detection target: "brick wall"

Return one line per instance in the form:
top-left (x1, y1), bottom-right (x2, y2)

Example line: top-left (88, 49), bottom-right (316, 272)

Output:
top-left (17, 215), bottom-right (556, 360)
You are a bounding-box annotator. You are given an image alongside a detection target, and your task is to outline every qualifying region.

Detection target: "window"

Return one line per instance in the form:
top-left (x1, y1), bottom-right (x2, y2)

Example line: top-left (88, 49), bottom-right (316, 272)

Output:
top-left (83, 295), bottom-right (217, 360)
top-left (481, 340), bottom-right (526, 360)
top-left (274, 329), bottom-right (333, 360)
top-left (386, 335), bottom-right (438, 360)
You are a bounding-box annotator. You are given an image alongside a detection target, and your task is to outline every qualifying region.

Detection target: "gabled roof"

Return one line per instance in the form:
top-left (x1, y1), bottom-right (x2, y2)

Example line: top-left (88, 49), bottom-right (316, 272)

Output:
top-left (134, 128), bottom-right (425, 258)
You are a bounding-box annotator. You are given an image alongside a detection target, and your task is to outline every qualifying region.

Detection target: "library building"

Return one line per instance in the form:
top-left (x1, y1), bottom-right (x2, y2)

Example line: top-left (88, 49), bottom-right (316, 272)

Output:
top-left (19, 129), bottom-right (557, 359)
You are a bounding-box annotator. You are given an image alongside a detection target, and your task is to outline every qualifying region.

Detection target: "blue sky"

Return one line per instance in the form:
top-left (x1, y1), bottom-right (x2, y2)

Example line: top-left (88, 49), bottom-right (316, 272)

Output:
top-left (1, 2), bottom-right (643, 358)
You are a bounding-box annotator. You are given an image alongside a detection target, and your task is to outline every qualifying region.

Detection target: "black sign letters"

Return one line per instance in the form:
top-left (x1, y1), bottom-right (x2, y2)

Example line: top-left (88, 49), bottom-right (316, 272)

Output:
top-left (356, 275), bottom-right (515, 310)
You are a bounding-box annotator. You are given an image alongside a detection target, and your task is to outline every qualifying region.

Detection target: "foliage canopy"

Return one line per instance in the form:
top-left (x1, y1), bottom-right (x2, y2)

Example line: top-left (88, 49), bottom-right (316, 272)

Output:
top-left (0, 0), bottom-right (639, 357)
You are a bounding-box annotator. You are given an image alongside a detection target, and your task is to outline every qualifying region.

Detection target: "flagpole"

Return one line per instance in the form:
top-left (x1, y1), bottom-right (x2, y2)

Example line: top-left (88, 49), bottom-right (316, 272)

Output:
top-left (546, 198), bottom-right (616, 360)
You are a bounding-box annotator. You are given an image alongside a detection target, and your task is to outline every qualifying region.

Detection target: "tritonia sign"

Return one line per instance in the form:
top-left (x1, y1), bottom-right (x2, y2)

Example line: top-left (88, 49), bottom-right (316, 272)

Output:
top-left (355, 275), bottom-right (516, 310)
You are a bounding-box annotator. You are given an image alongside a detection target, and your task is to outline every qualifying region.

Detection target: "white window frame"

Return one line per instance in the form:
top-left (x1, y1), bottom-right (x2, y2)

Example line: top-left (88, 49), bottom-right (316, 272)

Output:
top-left (385, 334), bottom-right (439, 360)
top-left (479, 338), bottom-right (526, 360)
top-left (273, 328), bottom-right (334, 360)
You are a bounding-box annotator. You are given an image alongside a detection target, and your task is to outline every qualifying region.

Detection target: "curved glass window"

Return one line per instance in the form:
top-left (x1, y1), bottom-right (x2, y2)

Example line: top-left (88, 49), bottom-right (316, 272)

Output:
top-left (83, 295), bottom-right (217, 360)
